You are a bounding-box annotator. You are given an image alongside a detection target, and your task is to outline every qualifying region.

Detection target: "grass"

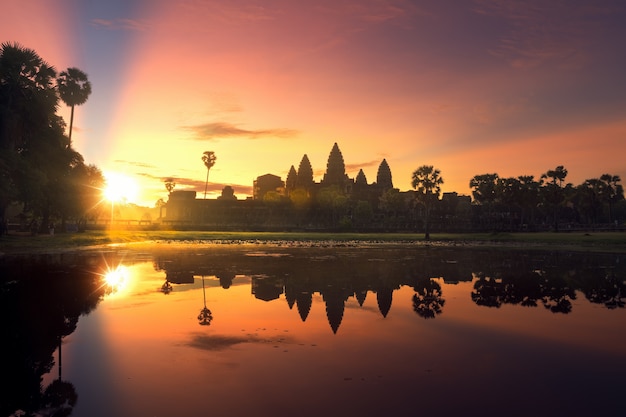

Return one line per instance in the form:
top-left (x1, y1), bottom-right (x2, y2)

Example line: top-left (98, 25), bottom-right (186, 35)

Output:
top-left (1, 229), bottom-right (625, 254)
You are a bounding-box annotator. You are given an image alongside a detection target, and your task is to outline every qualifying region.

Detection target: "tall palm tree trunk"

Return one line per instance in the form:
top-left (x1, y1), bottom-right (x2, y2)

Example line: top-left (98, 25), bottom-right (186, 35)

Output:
top-left (68, 105), bottom-right (75, 146)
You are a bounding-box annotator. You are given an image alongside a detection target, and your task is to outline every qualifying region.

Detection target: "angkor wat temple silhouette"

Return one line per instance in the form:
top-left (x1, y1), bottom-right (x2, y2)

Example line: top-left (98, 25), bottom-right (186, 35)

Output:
top-left (163, 142), bottom-right (469, 230)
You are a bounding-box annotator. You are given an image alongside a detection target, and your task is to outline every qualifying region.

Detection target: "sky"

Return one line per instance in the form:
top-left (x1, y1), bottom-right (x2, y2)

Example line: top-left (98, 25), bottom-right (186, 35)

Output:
top-left (2, 0), bottom-right (626, 206)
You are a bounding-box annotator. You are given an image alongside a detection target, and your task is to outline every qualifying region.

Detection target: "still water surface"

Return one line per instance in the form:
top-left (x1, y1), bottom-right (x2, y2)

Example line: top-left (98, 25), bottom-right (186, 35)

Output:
top-left (3, 244), bottom-right (626, 417)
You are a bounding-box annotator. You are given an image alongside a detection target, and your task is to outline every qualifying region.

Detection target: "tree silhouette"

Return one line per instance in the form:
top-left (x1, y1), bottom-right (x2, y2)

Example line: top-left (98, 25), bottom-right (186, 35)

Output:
top-left (412, 277), bottom-right (445, 319)
top-left (1, 43), bottom-right (98, 230)
top-left (164, 177), bottom-right (176, 194)
top-left (57, 67), bottom-right (91, 146)
top-left (469, 173), bottom-right (499, 228)
top-left (599, 174), bottom-right (624, 223)
top-left (541, 165), bottom-right (568, 232)
top-left (201, 151), bottom-right (216, 199)
top-left (411, 165), bottom-right (443, 239)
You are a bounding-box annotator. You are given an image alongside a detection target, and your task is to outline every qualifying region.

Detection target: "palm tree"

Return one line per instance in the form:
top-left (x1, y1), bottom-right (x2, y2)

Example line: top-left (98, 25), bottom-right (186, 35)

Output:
top-left (541, 165), bottom-right (568, 232)
top-left (411, 165), bottom-right (443, 239)
top-left (57, 67), bottom-right (92, 146)
top-left (164, 177), bottom-right (176, 194)
top-left (201, 151), bottom-right (216, 199)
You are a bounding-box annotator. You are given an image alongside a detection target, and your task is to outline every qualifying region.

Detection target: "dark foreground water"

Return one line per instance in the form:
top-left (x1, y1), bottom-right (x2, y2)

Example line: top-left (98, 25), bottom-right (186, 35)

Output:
top-left (2, 244), bottom-right (626, 417)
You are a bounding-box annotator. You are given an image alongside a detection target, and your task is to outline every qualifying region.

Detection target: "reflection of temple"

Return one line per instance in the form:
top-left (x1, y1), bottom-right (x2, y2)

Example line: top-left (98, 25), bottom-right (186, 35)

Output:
top-left (250, 274), bottom-right (394, 333)
top-left (151, 248), bottom-right (626, 333)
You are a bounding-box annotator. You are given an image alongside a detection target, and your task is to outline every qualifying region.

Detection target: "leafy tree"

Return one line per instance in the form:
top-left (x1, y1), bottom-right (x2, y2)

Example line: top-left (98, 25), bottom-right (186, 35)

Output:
top-left (469, 173), bottom-right (499, 224)
top-left (517, 175), bottom-right (540, 227)
top-left (412, 277), bottom-right (445, 319)
top-left (0, 42), bottom-right (58, 221)
top-left (599, 174), bottom-right (624, 223)
top-left (201, 151), bottom-right (216, 199)
top-left (379, 188), bottom-right (406, 225)
top-left (576, 179), bottom-right (604, 224)
top-left (353, 200), bottom-right (374, 228)
top-left (316, 185), bottom-right (348, 227)
top-left (57, 67), bottom-right (91, 146)
top-left (411, 165), bottom-right (443, 239)
top-left (0, 43), bottom-right (103, 231)
top-left (497, 176), bottom-right (522, 229)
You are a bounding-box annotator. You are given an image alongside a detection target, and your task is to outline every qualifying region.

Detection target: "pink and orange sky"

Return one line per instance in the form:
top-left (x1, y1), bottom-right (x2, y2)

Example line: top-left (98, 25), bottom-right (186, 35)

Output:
top-left (3, 0), bottom-right (625, 206)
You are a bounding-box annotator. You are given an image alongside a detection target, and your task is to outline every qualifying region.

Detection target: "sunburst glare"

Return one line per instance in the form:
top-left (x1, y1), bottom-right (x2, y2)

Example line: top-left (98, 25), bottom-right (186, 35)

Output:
top-left (103, 172), bottom-right (139, 204)
top-left (103, 265), bottom-right (131, 295)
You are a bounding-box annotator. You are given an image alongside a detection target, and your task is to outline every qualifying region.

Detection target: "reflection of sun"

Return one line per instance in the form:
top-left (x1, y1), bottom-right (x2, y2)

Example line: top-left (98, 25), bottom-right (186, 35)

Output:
top-left (103, 265), bottom-right (131, 296)
top-left (103, 172), bottom-right (139, 204)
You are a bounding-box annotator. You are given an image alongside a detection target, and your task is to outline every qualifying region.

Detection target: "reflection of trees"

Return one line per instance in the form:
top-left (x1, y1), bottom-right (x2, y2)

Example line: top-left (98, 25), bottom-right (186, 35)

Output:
top-left (412, 277), bottom-right (445, 319)
top-left (42, 379), bottom-right (77, 417)
top-left (579, 271), bottom-right (625, 309)
top-left (471, 274), bottom-right (504, 308)
top-left (539, 271), bottom-right (576, 314)
top-left (1, 254), bottom-right (108, 417)
top-left (470, 262), bottom-right (577, 314)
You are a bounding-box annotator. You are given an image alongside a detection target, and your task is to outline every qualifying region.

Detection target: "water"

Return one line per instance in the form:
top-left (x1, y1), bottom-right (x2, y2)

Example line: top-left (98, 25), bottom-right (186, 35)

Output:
top-left (3, 244), bottom-right (625, 417)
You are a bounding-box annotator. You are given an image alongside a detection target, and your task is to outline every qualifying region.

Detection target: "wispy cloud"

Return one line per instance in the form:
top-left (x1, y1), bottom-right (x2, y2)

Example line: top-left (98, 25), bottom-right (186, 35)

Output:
top-left (113, 159), bottom-right (157, 169)
top-left (346, 159), bottom-right (381, 173)
top-left (183, 122), bottom-right (299, 140)
top-left (91, 18), bottom-right (148, 31)
top-left (472, 0), bottom-right (615, 69)
top-left (187, 332), bottom-right (296, 351)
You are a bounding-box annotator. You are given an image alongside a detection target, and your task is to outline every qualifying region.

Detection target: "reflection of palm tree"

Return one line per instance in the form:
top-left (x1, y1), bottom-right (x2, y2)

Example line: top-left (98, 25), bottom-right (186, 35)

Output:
top-left (161, 280), bottom-right (173, 294)
top-left (198, 275), bottom-right (213, 326)
top-left (42, 328), bottom-right (78, 416)
top-left (412, 278), bottom-right (445, 319)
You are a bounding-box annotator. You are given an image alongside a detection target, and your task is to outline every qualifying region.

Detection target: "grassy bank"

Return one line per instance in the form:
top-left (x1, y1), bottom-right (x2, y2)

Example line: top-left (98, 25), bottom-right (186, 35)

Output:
top-left (1, 229), bottom-right (625, 254)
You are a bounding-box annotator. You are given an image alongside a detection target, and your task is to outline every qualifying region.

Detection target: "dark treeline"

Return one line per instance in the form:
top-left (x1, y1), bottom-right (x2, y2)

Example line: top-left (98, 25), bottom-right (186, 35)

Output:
top-left (0, 42), bottom-right (104, 234)
top-left (465, 167), bottom-right (625, 233)
top-left (166, 161), bottom-right (625, 234)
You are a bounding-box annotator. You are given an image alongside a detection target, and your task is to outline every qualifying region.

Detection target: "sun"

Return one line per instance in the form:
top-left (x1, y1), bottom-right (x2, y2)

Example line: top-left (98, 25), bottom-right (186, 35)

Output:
top-left (103, 172), bottom-right (139, 204)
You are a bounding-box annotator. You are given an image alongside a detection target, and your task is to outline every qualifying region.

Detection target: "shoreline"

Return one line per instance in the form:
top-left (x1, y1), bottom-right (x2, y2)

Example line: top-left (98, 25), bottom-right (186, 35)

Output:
top-left (1, 230), bottom-right (625, 255)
